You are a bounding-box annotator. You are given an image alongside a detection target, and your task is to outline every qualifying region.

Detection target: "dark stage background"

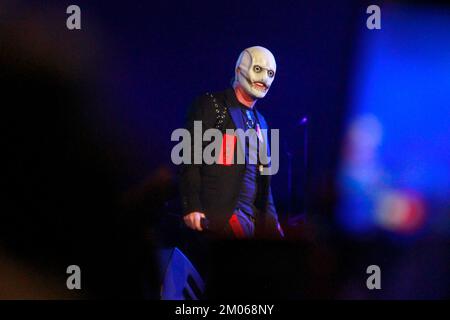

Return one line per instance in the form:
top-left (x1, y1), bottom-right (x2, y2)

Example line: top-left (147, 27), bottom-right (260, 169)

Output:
top-left (1, 0), bottom-right (449, 299)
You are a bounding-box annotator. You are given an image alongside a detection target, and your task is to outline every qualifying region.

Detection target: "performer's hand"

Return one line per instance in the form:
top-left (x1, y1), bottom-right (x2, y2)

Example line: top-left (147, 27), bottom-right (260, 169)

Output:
top-left (183, 212), bottom-right (206, 231)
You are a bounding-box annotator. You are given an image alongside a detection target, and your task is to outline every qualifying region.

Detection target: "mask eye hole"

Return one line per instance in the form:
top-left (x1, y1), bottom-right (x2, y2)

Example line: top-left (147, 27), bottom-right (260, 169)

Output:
top-left (268, 70), bottom-right (275, 78)
top-left (253, 65), bottom-right (262, 73)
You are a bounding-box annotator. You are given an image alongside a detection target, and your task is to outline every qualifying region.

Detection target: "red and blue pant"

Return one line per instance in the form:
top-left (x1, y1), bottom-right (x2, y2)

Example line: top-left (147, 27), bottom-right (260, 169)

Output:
top-left (224, 209), bottom-right (256, 239)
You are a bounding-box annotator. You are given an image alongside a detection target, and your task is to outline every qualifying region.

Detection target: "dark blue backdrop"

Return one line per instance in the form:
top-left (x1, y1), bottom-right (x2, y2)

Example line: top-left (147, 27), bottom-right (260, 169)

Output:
top-left (4, 0), bottom-right (450, 299)
top-left (66, 0), bottom-right (362, 220)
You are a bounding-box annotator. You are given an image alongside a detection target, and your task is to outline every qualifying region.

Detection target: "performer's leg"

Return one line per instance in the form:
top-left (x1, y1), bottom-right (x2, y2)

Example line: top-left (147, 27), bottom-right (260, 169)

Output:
top-left (224, 209), bottom-right (255, 239)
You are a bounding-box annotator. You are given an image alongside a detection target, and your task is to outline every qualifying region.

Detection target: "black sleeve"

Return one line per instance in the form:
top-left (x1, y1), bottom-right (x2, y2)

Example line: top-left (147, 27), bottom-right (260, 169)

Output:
top-left (264, 185), bottom-right (284, 238)
top-left (259, 114), bottom-right (281, 236)
top-left (179, 94), bottom-right (216, 216)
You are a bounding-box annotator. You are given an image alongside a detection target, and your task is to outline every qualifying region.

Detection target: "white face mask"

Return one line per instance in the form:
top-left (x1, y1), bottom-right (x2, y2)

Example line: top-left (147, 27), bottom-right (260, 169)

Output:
top-left (234, 46), bottom-right (276, 99)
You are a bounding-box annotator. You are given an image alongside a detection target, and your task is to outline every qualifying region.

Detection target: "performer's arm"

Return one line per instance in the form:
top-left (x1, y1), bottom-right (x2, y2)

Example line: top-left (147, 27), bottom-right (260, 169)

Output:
top-left (266, 186), bottom-right (284, 238)
top-left (179, 95), bottom-right (214, 231)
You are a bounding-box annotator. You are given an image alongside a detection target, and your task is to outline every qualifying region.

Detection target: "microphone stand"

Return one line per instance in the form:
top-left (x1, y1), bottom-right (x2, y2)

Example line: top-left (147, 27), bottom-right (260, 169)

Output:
top-left (287, 116), bottom-right (308, 227)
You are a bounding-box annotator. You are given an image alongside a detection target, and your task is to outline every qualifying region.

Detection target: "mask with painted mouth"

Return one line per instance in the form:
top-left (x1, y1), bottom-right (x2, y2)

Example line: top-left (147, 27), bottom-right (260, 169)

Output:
top-left (234, 46), bottom-right (276, 99)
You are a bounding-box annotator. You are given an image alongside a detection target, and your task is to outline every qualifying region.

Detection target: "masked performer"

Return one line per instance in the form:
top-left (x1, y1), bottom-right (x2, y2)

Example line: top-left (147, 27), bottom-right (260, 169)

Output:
top-left (180, 46), bottom-right (283, 239)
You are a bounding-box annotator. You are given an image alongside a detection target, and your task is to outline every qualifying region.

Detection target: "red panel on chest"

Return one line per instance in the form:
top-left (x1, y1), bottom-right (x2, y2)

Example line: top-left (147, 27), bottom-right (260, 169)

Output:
top-left (217, 133), bottom-right (236, 166)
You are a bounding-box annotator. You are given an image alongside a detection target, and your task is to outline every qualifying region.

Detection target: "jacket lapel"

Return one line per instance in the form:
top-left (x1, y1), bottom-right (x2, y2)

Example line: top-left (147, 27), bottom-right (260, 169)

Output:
top-left (228, 105), bottom-right (245, 131)
top-left (255, 110), bottom-right (271, 168)
top-left (224, 90), bottom-right (246, 159)
top-left (224, 88), bottom-right (245, 130)
top-left (223, 88), bottom-right (270, 165)
top-left (255, 110), bottom-right (269, 153)
top-left (228, 105), bottom-right (246, 161)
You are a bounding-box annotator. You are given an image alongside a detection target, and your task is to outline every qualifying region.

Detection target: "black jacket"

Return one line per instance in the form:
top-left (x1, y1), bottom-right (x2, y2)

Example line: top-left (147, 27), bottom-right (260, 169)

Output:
top-left (179, 87), bottom-right (280, 237)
